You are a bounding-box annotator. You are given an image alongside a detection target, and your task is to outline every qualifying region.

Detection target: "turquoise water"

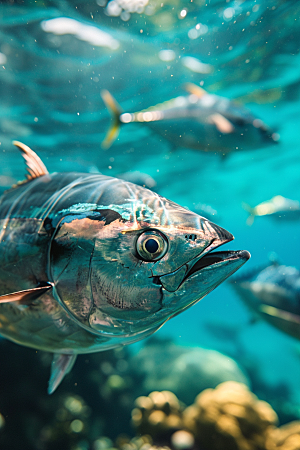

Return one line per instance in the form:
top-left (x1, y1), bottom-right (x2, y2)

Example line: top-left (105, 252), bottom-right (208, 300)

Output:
top-left (1, 0), bottom-right (300, 445)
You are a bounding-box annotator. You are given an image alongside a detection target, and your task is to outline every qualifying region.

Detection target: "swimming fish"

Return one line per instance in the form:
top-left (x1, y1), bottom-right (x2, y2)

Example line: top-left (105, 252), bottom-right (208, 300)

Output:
top-left (243, 195), bottom-right (300, 225)
top-left (0, 141), bottom-right (250, 393)
top-left (101, 83), bottom-right (279, 154)
top-left (229, 260), bottom-right (300, 340)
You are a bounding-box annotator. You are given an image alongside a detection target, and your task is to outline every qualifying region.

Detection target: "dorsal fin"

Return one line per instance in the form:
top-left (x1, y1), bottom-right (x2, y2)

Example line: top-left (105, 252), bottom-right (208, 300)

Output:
top-left (184, 82), bottom-right (207, 98)
top-left (13, 141), bottom-right (49, 181)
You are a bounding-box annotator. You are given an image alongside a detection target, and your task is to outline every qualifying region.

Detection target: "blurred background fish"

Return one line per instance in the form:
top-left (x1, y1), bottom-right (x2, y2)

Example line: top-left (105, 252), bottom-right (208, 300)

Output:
top-left (243, 195), bottom-right (300, 225)
top-left (229, 259), bottom-right (300, 341)
top-left (101, 84), bottom-right (278, 154)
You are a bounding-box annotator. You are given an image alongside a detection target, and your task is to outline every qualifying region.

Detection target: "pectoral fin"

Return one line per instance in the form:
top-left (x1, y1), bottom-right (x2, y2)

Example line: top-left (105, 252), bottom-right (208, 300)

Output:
top-left (48, 353), bottom-right (77, 394)
top-left (208, 113), bottom-right (235, 134)
top-left (184, 82), bottom-right (207, 98)
top-left (0, 282), bottom-right (54, 304)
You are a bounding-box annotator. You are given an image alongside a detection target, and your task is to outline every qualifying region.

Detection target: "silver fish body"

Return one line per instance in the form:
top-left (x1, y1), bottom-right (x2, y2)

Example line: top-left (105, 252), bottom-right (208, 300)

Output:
top-left (0, 142), bottom-right (250, 391)
top-left (230, 261), bottom-right (300, 340)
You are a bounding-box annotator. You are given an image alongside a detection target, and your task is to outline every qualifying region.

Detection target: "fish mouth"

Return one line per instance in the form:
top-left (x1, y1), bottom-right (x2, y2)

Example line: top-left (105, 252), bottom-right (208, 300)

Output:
top-left (184, 250), bottom-right (250, 281)
top-left (160, 248), bottom-right (250, 316)
top-left (159, 249), bottom-right (250, 293)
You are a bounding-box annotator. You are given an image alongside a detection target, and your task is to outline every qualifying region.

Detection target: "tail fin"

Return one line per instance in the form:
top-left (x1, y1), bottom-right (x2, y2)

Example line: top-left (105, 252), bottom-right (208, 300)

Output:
top-left (242, 202), bottom-right (255, 226)
top-left (101, 90), bottom-right (122, 149)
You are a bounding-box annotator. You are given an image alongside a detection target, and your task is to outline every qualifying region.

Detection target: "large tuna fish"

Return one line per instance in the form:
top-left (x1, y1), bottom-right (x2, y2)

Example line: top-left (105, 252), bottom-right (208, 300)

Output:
top-left (0, 141), bottom-right (249, 393)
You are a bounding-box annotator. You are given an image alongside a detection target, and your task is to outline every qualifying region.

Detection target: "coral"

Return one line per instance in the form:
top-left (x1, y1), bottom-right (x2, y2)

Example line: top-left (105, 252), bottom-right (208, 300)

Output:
top-left (131, 391), bottom-right (184, 439)
top-left (271, 421), bottom-right (300, 450)
top-left (183, 381), bottom-right (278, 450)
top-left (129, 383), bottom-right (300, 450)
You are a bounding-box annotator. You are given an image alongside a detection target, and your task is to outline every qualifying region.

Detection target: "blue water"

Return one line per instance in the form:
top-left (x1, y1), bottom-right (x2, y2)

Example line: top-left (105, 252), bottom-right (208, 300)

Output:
top-left (1, 0), bottom-right (300, 423)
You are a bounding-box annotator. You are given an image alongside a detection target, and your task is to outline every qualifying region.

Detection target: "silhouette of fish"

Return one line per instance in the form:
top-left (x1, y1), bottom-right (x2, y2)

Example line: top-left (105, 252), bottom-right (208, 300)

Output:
top-left (101, 83), bottom-right (279, 154)
top-left (229, 260), bottom-right (300, 340)
top-left (243, 195), bottom-right (300, 225)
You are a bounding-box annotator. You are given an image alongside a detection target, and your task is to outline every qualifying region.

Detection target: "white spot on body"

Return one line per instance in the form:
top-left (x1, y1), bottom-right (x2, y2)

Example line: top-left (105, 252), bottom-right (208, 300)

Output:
top-left (188, 94), bottom-right (199, 104)
top-left (173, 96), bottom-right (187, 107)
top-left (200, 94), bottom-right (217, 108)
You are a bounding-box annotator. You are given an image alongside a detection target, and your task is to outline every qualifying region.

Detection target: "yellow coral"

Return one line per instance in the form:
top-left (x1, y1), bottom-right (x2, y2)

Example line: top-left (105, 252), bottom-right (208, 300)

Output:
top-left (183, 381), bottom-right (278, 450)
top-left (129, 384), bottom-right (300, 450)
top-left (131, 391), bottom-right (184, 438)
top-left (270, 421), bottom-right (300, 450)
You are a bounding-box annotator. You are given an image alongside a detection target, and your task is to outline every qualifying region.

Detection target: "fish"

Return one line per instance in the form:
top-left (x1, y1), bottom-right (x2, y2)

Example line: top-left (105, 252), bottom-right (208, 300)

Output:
top-left (243, 195), bottom-right (300, 225)
top-left (229, 259), bottom-right (300, 341)
top-left (0, 141), bottom-right (250, 393)
top-left (101, 83), bottom-right (279, 154)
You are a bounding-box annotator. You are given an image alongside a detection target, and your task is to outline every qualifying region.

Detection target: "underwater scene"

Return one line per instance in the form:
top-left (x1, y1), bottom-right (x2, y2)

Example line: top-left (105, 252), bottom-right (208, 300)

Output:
top-left (1, 0), bottom-right (300, 449)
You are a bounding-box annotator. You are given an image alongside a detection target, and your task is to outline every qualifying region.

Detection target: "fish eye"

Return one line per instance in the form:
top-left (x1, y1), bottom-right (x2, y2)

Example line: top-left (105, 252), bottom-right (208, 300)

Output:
top-left (136, 230), bottom-right (168, 261)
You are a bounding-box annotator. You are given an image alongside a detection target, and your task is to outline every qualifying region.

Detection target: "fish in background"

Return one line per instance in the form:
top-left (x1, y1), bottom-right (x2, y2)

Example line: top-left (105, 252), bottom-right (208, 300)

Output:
top-left (0, 141), bottom-right (249, 393)
top-left (243, 195), bottom-right (300, 225)
top-left (101, 83), bottom-right (279, 155)
top-left (229, 259), bottom-right (300, 341)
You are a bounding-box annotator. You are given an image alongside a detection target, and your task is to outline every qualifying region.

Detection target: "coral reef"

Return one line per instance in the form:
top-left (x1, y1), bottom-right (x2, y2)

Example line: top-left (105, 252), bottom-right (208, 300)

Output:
top-left (1, 337), bottom-right (300, 450)
top-left (131, 383), bottom-right (300, 450)
top-left (130, 338), bottom-right (250, 405)
top-left (271, 421), bottom-right (300, 450)
top-left (183, 381), bottom-right (278, 450)
top-left (131, 390), bottom-right (184, 439)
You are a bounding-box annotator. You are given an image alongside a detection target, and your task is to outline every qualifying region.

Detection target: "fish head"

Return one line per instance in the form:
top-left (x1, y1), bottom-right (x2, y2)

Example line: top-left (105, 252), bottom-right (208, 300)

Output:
top-left (219, 103), bottom-right (280, 150)
top-left (49, 180), bottom-right (250, 341)
top-left (252, 118), bottom-right (280, 146)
